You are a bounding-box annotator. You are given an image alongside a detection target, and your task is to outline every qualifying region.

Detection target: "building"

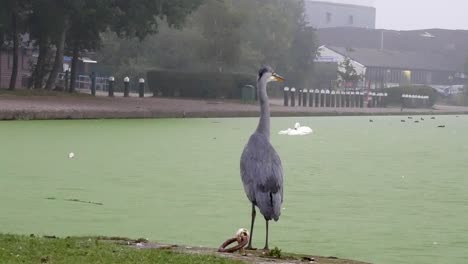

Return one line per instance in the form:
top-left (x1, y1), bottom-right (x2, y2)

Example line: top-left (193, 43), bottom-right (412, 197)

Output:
top-left (317, 45), bottom-right (466, 91)
top-left (315, 28), bottom-right (468, 93)
top-left (63, 56), bottom-right (98, 75)
top-left (304, 1), bottom-right (376, 29)
top-left (317, 27), bottom-right (468, 56)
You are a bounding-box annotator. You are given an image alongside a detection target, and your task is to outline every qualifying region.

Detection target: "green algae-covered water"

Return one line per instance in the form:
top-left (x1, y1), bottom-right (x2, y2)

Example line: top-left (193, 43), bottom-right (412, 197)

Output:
top-left (1, 116), bottom-right (467, 264)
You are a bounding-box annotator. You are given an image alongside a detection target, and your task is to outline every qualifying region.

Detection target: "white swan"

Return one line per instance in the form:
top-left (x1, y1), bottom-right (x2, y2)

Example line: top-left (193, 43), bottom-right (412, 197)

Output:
top-left (278, 123), bottom-right (313, 136)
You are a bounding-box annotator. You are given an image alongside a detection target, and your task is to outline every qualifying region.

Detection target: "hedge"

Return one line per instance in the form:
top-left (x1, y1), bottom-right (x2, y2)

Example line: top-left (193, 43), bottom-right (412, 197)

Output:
top-left (147, 70), bottom-right (256, 99)
top-left (376, 85), bottom-right (439, 107)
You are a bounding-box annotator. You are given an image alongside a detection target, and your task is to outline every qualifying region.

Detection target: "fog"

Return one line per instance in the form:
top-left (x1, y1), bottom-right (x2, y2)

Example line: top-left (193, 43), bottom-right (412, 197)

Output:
top-left (325, 0), bottom-right (468, 30)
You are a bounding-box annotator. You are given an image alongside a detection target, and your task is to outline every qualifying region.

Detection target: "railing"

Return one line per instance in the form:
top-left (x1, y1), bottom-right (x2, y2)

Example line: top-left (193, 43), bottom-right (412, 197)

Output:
top-left (57, 73), bottom-right (110, 91)
top-left (282, 87), bottom-right (389, 108)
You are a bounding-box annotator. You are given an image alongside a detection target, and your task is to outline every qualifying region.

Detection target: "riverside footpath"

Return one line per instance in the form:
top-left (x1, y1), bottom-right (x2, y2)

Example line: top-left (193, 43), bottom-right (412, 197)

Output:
top-left (1, 93), bottom-right (468, 120)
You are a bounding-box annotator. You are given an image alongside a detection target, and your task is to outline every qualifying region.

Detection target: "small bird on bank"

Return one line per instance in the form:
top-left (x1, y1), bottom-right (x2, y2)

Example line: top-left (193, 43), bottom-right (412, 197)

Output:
top-left (401, 120), bottom-right (406, 123)
top-left (408, 117), bottom-right (413, 119)
top-left (431, 117), bottom-right (436, 119)
top-left (369, 119), bottom-right (374, 123)
top-left (414, 120), bottom-right (420, 123)
top-left (438, 125), bottom-right (446, 128)
top-left (421, 117), bottom-right (425, 121)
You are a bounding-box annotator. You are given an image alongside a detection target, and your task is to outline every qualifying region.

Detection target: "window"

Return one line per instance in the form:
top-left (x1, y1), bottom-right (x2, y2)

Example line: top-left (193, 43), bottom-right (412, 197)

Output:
top-left (349, 15), bottom-right (354, 25)
top-left (326, 12), bottom-right (332, 24)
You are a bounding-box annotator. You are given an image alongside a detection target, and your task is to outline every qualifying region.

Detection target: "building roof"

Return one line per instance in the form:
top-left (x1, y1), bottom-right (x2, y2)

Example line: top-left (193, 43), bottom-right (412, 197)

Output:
top-left (327, 46), bottom-right (463, 72)
top-left (317, 28), bottom-right (468, 72)
top-left (318, 28), bottom-right (468, 53)
top-left (63, 56), bottom-right (98, 64)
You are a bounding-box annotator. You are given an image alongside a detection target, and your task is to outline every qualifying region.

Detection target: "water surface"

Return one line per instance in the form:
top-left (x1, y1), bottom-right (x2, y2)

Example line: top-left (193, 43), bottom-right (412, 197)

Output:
top-left (1, 116), bottom-right (467, 264)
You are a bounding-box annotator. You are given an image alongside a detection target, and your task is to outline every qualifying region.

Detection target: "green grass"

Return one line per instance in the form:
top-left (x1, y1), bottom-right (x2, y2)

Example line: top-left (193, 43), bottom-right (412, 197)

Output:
top-left (0, 234), bottom-right (243, 264)
top-left (1, 116), bottom-right (467, 264)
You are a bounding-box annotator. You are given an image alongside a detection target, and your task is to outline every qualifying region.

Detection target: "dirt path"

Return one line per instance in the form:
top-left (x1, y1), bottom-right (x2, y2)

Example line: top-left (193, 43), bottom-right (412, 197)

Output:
top-left (1, 94), bottom-right (468, 120)
top-left (97, 236), bottom-right (371, 264)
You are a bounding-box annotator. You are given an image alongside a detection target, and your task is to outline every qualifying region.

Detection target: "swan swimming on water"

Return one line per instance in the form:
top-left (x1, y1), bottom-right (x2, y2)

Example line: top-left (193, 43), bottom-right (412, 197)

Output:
top-left (278, 123), bottom-right (313, 136)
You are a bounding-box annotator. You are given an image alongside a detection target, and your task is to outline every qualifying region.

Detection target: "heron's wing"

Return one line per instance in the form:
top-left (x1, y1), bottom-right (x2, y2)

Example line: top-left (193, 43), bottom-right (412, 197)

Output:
top-left (240, 133), bottom-right (284, 220)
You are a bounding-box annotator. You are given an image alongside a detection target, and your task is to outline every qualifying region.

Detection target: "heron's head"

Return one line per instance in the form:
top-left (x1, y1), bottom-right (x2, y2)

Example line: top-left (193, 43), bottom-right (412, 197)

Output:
top-left (258, 65), bottom-right (285, 84)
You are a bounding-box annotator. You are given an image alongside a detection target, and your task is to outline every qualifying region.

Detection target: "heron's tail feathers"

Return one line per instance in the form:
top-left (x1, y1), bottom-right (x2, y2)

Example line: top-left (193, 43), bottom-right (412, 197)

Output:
top-left (255, 191), bottom-right (282, 221)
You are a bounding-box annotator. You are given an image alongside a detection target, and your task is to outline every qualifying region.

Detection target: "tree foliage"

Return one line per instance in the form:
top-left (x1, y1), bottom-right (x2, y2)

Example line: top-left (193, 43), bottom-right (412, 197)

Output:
top-left (337, 57), bottom-right (363, 88)
top-left (96, 0), bottom-right (319, 88)
top-left (0, 0), bottom-right (30, 90)
top-left (1, 0), bottom-right (318, 92)
top-left (0, 0), bottom-right (202, 90)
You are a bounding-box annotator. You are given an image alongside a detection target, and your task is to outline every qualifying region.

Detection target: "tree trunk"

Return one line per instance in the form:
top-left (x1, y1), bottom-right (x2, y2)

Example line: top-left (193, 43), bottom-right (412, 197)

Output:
top-left (8, 12), bottom-right (19, 90)
top-left (45, 19), bottom-right (68, 90)
top-left (69, 41), bottom-right (79, 93)
top-left (32, 37), bottom-right (50, 89)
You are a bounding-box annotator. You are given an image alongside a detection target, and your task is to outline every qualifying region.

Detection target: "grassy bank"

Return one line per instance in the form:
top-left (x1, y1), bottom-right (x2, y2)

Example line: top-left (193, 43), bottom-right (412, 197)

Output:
top-left (0, 234), bottom-right (242, 264)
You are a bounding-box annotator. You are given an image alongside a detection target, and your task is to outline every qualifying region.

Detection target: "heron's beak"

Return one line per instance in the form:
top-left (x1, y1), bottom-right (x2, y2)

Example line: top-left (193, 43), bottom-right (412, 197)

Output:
top-left (272, 73), bottom-right (285, 82)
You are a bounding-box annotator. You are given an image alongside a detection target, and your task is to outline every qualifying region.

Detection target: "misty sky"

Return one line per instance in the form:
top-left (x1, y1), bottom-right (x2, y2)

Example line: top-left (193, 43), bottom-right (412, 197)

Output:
top-left (324, 0), bottom-right (468, 30)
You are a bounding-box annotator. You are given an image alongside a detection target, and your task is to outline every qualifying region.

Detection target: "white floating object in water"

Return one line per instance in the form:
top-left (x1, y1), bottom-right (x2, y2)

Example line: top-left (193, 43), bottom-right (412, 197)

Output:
top-left (278, 123), bottom-right (313, 136)
top-left (433, 242), bottom-right (438, 245)
top-left (68, 152), bottom-right (75, 159)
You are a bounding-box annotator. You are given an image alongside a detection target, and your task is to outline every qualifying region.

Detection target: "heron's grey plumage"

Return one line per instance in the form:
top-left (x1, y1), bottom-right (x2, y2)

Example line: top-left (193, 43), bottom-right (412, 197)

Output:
top-left (241, 133), bottom-right (283, 221)
top-left (240, 65), bottom-right (284, 224)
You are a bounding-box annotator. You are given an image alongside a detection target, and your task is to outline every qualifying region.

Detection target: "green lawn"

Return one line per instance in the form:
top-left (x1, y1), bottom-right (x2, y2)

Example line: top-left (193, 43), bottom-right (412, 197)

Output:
top-left (0, 234), bottom-right (243, 264)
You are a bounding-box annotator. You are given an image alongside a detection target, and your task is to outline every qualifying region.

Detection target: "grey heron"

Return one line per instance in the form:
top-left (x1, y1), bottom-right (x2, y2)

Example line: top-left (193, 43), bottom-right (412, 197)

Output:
top-left (240, 66), bottom-right (284, 250)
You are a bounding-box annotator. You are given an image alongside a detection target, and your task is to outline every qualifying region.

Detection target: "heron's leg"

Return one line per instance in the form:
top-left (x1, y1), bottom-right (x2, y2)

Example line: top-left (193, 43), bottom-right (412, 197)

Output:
top-left (264, 220), bottom-right (269, 250)
top-left (246, 203), bottom-right (256, 250)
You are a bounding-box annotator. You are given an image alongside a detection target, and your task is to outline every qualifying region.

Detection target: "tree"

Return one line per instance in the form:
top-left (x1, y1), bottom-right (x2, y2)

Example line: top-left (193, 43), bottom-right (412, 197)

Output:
top-left (28, 0), bottom-right (64, 89)
top-left (337, 57), bottom-right (363, 90)
top-left (95, 0), bottom-right (319, 90)
top-left (286, 26), bottom-right (318, 88)
top-left (111, 0), bottom-right (203, 39)
top-left (236, 0), bottom-right (306, 72)
top-left (66, 0), bottom-right (113, 92)
top-left (195, 0), bottom-right (243, 71)
top-left (25, 0), bottom-right (203, 91)
top-left (0, 0), bottom-right (30, 90)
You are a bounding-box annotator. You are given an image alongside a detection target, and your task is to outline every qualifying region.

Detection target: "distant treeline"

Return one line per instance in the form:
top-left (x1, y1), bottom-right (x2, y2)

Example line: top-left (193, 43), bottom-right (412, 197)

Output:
top-left (0, 0), bottom-right (203, 91)
top-left (95, 0), bottom-right (318, 89)
top-left (0, 0), bottom-right (318, 93)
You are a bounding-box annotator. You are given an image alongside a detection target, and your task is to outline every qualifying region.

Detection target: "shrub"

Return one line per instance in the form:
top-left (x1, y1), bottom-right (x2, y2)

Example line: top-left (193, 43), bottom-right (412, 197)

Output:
top-left (147, 70), bottom-right (255, 99)
top-left (267, 247), bottom-right (282, 258)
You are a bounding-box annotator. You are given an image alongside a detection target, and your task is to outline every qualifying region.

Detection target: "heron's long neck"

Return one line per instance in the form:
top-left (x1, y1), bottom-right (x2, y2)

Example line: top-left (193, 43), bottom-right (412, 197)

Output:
top-left (256, 78), bottom-right (270, 140)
